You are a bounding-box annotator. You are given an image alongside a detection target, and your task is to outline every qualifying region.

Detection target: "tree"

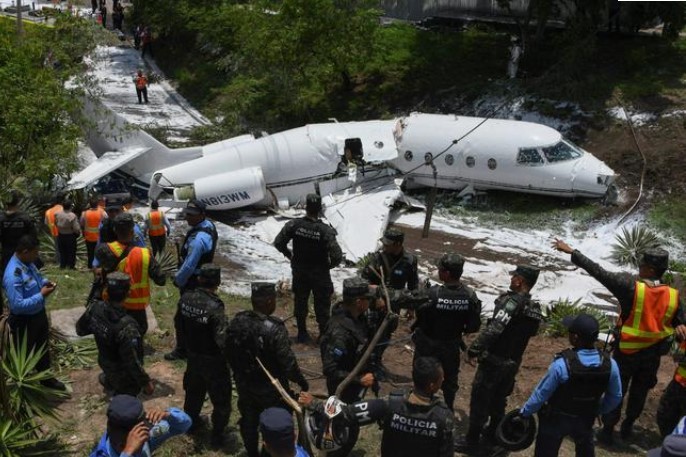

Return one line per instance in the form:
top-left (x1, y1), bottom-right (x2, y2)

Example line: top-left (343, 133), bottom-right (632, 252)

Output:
top-left (0, 18), bottom-right (89, 198)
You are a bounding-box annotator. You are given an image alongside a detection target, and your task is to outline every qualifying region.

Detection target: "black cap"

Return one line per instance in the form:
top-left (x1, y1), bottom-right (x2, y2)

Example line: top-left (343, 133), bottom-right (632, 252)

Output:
top-left (562, 313), bottom-right (600, 341)
top-left (495, 409), bottom-right (536, 451)
top-left (252, 282), bottom-right (276, 299)
top-left (381, 228), bottom-right (404, 245)
top-left (510, 265), bottom-right (540, 288)
top-left (641, 248), bottom-right (669, 271)
top-left (182, 199), bottom-right (206, 216)
top-left (648, 435), bottom-right (686, 457)
top-left (259, 407), bottom-right (295, 453)
top-left (113, 212), bottom-right (134, 229)
top-left (199, 263), bottom-right (221, 284)
top-left (106, 272), bottom-right (131, 294)
top-left (105, 197), bottom-right (123, 212)
top-left (437, 252), bottom-right (464, 275)
top-left (343, 277), bottom-right (373, 300)
top-left (306, 193), bottom-right (322, 213)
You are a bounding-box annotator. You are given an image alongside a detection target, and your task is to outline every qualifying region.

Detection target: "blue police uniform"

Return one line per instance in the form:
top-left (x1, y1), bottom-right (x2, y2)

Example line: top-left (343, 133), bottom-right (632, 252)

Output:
top-left (90, 407), bottom-right (192, 457)
top-left (521, 349), bottom-right (622, 456)
top-left (3, 254), bottom-right (54, 373)
top-left (174, 219), bottom-right (215, 289)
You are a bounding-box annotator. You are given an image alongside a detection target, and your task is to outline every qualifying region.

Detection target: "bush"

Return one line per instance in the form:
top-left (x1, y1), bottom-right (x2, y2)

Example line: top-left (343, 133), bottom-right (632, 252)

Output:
top-left (610, 226), bottom-right (662, 268)
top-left (544, 298), bottom-right (612, 338)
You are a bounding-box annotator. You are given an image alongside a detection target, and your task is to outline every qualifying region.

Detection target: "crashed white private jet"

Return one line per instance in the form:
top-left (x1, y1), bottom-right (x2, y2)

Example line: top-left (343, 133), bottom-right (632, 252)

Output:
top-left (70, 98), bottom-right (616, 261)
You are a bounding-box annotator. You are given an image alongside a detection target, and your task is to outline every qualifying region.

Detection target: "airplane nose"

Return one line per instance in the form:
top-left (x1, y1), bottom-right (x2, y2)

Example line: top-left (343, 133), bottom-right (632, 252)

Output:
top-left (573, 154), bottom-right (617, 197)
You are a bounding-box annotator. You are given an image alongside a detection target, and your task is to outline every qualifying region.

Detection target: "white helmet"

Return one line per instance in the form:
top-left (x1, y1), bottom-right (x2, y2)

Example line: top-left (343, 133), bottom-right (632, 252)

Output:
top-left (305, 396), bottom-right (356, 451)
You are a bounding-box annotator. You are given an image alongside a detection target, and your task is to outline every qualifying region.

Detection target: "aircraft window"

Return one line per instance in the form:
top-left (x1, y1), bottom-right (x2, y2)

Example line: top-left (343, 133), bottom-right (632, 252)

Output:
top-left (542, 141), bottom-right (583, 163)
top-left (374, 141), bottom-right (384, 149)
top-left (517, 148), bottom-right (544, 165)
top-left (466, 156), bottom-right (475, 168)
top-left (404, 151), bottom-right (413, 161)
top-left (445, 154), bottom-right (454, 166)
top-left (424, 152), bottom-right (433, 164)
top-left (488, 158), bottom-right (497, 170)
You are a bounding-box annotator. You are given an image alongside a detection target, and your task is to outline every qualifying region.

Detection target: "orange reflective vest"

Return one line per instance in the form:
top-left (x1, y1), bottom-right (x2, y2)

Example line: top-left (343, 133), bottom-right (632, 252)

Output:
top-left (619, 281), bottom-right (679, 354)
top-left (45, 204), bottom-right (63, 237)
top-left (135, 75), bottom-right (148, 90)
top-left (107, 241), bottom-right (152, 311)
top-left (147, 210), bottom-right (165, 237)
top-left (83, 208), bottom-right (105, 242)
top-left (674, 341), bottom-right (686, 388)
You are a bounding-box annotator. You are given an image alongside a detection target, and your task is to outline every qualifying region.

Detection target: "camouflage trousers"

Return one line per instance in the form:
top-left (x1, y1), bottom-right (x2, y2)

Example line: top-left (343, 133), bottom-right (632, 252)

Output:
top-left (657, 379), bottom-right (686, 438)
top-left (183, 354), bottom-right (232, 435)
top-left (468, 356), bottom-right (519, 440)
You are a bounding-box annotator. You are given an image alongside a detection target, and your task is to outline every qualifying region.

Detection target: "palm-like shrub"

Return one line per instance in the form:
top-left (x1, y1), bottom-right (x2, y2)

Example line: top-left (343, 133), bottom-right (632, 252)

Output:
top-left (155, 247), bottom-right (178, 276)
top-left (544, 298), bottom-right (612, 338)
top-left (610, 226), bottom-right (662, 268)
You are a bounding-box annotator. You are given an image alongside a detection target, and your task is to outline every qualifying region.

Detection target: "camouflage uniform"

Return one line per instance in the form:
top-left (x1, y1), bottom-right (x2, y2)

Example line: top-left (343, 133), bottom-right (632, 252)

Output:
top-left (228, 283), bottom-right (309, 457)
top-left (465, 276), bottom-right (543, 444)
top-left (571, 250), bottom-right (686, 434)
top-left (178, 274), bottom-right (231, 441)
top-left (360, 228), bottom-right (419, 368)
top-left (320, 279), bottom-right (377, 404)
top-left (76, 298), bottom-right (149, 395)
top-left (274, 200), bottom-right (343, 337)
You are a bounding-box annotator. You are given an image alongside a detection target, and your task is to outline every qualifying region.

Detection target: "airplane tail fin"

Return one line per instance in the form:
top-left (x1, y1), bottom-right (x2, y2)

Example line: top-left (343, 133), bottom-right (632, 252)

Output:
top-left (81, 95), bottom-right (171, 157)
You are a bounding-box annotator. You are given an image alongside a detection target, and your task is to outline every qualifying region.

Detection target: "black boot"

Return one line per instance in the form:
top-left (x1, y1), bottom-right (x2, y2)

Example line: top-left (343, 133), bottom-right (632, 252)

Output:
top-left (620, 419), bottom-right (635, 440)
top-left (296, 317), bottom-right (311, 343)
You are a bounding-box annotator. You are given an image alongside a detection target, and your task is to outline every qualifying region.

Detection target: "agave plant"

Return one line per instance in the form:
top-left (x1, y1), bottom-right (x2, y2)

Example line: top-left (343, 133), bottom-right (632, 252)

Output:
top-left (544, 298), bottom-right (612, 338)
top-left (155, 247), bottom-right (178, 276)
top-left (17, 197), bottom-right (43, 227)
top-left (2, 334), bottom-right (69, 424)
top-left (38, 232), bottom-right (87, 266)
top-left (48, 327), bottom-right (97, 372)
top-left (610, 226), bottom-right (662, 268)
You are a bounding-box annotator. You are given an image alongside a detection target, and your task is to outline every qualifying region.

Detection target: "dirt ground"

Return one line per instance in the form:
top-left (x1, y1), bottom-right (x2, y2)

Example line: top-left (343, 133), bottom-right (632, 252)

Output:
top-left (54, 306), bottom-right (675, 457)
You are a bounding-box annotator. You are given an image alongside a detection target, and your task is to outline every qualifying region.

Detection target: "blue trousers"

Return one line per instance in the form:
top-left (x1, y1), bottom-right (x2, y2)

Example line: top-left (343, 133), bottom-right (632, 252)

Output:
top-left (534, 411), bottom-right (595, 457)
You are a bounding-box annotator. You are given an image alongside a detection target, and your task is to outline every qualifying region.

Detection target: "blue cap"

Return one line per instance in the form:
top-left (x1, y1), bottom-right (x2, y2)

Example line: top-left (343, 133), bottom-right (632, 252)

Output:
top-left (562, 313), bottom-right (599, 340)
top-left (259, 407), bottom-right (294, 453)
top-left (107, 395), bottom-right (144, 429)
top-left (182, 199), bottom-right (206, 216)
top-left (648, 435), bottom-right (686, 457)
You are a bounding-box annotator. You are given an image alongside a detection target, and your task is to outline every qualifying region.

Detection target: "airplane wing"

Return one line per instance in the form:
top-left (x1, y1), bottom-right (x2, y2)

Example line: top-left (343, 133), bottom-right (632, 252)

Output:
top-left (323, 178), bottom-right (405, 262)
top-left (67, 147), bottom-right (151, 189)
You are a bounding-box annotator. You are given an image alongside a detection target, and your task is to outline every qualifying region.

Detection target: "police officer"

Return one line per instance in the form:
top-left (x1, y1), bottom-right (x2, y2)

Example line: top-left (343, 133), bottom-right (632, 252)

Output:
top-left (178, 264), bottom-right (231, 446)
top-left (0, 190), bottom-right (37, 314)
top-left (553, 239), bottom-right (686, 443)
top-left (320, 277), bottom-right (378, 404)
top-left (3, 235), bottom-right (65, 391)
top-left (657, 339), bottom-right (686, 437)
top-left (360, 228), bottom-right (419, 374)
top-left (274, 193), bottom-right (343, 342)
top-left (228, 282), bottom-right (309, 457)
top-left (95, 198), bottom-right (146, 248)
top-left (76, 272), bottom-right (154, 396)
top-left (166, 199), bottom-right (218, 361)
top-left (520, 314), bottom-right (622, 456)
top-left (459, 265), bottom-right (543, 448)
top-left (393, 253), bottom-right (481, 411)
top-left (300, 356), bottom-right (454, 457)
top-left (260, 407), bottom-right (310, 457)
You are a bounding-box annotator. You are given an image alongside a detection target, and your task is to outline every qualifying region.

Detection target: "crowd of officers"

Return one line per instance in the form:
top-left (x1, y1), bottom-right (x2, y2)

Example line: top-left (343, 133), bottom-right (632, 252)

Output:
top-left (3, 190), bottom-right (686, 457)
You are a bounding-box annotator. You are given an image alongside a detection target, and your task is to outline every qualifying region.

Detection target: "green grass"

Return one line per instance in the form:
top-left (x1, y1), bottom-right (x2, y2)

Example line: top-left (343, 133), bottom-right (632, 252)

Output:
top-left (649, 195), bottom-right (686, 244)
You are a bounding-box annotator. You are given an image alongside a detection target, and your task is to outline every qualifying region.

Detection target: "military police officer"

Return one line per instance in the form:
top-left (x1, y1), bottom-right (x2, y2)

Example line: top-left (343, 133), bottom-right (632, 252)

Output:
top-left (274, 193), bottom-right (343, 342)
top-left (228, 282), bottom-right (309, 457)
top-left (320, 277), bottom-right (377, 404)
top-left (460, 265), bottom-right (543, 448)
top-left (300, 357), bottom-right (454, 457)
top-left (178, 264), bottom-right (231, 446)
top-left (76, 272), bottom-right (153, 396)
top-left (553, 239), bottom-right (686, 443)
top-left (166, 199), bottom-right (218, 361)
top-left (520, 314), bottom-right (622, 456)
top-left (361, 228), bottom-right (418, 371)
top-left (393, 253), bottom-right (481, 411)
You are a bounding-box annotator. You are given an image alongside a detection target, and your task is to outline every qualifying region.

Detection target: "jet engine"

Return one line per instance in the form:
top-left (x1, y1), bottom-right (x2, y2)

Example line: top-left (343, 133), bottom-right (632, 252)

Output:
top-left (172, 166), bottom-right (267, 210)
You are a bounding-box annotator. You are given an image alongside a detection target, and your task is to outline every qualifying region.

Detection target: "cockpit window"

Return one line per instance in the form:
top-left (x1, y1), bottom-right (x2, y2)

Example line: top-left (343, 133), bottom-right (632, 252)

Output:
top-left (517, 148), bottom-right (544, 166)
top-left (541, 141), bottom-right (583, 163)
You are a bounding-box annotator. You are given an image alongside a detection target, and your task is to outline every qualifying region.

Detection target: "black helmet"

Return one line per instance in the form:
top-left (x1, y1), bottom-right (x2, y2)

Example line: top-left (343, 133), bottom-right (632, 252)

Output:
top-left (306, 397), bottom-right (358, 452)
top-left (495, 409), bottom-right (536, 451)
